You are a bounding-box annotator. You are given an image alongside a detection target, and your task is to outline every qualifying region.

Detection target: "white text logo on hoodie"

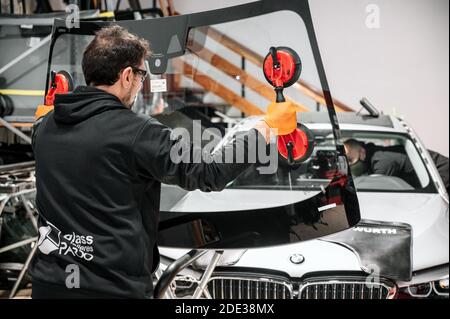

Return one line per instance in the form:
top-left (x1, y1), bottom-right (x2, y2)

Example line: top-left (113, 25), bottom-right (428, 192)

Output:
top-left (37, 221), bottom-right (94, 261)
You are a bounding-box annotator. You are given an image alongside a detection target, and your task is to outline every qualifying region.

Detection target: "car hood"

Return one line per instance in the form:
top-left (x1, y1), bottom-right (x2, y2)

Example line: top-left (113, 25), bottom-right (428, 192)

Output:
top-left (159, 192), bottom-right (448, 278)
top-left (356, 192), bottom-right (448, 271)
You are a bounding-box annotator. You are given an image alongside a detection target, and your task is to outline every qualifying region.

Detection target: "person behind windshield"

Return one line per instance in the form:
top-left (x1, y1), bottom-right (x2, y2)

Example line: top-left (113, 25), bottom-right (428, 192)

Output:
top-left (344, 139), bottom-right (418, 186)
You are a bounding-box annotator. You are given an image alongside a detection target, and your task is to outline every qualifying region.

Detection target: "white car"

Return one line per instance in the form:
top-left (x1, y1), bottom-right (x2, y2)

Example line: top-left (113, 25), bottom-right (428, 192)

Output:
top-left (156, 112), bottom-right (449, 300)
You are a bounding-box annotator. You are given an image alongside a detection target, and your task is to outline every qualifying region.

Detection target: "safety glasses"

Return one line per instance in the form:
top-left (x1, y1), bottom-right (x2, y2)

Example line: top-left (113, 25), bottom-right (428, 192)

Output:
top-left (131, 66), bottom-right (148, 84)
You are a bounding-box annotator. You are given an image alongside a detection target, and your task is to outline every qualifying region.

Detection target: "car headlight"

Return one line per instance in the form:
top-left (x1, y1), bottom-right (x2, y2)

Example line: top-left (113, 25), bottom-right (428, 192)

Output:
top-left (434, 277), bottom-right (449, 295)
top-left (396, 266), bottom-right (449, 299)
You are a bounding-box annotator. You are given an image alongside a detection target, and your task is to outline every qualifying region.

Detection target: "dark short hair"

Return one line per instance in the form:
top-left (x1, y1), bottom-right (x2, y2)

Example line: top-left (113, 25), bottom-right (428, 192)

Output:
top-left (344, 139), bottom-right (365, 150)
top-left (82, 25), bottom-right (151, 86)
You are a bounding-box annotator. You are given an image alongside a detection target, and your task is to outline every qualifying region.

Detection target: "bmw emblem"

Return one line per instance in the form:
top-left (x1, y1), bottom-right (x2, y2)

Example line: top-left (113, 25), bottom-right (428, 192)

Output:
top-left (290, 254), bottom-right (305, 264)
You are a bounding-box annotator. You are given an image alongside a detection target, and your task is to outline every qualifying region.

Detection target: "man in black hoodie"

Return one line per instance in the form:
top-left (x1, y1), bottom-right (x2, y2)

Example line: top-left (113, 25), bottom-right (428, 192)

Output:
top-left (30, 25), bottom-right (301, 298)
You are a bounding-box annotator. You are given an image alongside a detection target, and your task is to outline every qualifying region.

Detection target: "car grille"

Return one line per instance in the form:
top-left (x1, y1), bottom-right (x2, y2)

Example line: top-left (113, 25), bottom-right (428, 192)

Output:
top-left (298, 277), bottom-right (396, 299)
top-left (207, 275), bottom-right (396, 300)
top-left (208, 276), bottom-right (293, 299)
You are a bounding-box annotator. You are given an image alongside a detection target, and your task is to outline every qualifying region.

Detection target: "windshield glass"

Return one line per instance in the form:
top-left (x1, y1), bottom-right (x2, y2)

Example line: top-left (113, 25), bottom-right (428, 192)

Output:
top-left (228, 127), bottom-right (433, 192)
top-left (216, 117), bottom-right (334, 192)
top-left (0, 11), bottom-right (100, 121)
top-left (0, 23), bottom-right (51, 119)
top-left (49, 10), bottom-right (339, 195)
top-left (156, 10), bottom-right (336, 194)
top-left (46, 1), bottom-right (362, 248)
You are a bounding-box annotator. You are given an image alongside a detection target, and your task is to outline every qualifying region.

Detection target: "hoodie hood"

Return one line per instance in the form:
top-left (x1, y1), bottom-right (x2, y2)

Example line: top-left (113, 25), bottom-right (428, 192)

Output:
top-left (54, 86), bottom-right (126, 124)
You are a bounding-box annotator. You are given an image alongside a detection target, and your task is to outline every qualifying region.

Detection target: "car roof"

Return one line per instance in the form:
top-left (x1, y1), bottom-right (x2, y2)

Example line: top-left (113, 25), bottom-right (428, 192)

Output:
top-left (298, 112), bottom-right (408, 133)
top-left (300, 112), bottom-right (392, 127)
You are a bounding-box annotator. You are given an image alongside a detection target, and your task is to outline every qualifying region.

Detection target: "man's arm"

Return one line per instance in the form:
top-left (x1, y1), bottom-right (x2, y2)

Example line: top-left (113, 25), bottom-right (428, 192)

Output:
top-left (428, 150), bottom-right (449, 191)
top-left (371, 151), bottom-right (405, 176)
top-left (132, 118), bottom-right (270, 192)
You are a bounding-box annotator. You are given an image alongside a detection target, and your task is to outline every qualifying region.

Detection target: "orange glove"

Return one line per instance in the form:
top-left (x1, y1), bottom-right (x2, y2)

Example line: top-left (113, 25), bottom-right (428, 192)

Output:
top-left (263, 102), bottom-right (302, 136)
top-left (35, 104), bottom-right (54, 120)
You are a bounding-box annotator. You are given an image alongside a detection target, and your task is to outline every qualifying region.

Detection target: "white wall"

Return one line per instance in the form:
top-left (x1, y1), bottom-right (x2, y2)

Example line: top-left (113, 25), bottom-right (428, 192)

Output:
top-left (166, 0), bottom-right (449, 156)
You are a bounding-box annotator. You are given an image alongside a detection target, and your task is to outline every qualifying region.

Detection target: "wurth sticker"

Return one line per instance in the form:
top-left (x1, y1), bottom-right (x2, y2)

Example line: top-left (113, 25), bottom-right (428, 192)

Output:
top-left (353, 227), bottom-right (398, 235)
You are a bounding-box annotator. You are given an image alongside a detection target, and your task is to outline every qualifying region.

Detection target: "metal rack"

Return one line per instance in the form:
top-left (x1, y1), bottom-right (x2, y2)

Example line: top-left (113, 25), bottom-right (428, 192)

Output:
top-left (0, 162), bottom-right (37, 299)
top-left (154, 250), bottom-right (224, 299)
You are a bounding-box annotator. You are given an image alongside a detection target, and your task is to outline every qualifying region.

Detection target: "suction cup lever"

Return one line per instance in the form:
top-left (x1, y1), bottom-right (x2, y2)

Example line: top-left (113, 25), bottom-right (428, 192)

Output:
top-left (270, 47), bottom-right (280, 69)
top-left (50, 70), bottom-right (57, 89)
top-left (286, 141), bottom-right (295, 166)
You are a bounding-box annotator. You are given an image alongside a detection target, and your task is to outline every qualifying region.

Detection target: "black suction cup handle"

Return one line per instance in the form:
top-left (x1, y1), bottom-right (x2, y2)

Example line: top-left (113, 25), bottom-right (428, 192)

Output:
top-left (275, 87), bottom-right (286, 103)
top-left (286, 141), bottom-right (295, 166)
top-left (270, 46), bottom-right (280, 69)
top-left (50, 71), bottom-right (56, 88)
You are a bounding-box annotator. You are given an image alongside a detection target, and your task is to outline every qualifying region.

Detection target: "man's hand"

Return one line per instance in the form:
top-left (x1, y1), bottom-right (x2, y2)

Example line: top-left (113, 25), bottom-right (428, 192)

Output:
top-left (263, 101), bottom-right (302, 136)
top-left (254, 121), bottom-right (272, 144)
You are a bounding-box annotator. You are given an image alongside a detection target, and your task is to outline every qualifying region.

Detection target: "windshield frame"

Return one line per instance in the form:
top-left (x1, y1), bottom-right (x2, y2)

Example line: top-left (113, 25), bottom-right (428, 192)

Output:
top-left (44, 0), bottom-right (364, 249)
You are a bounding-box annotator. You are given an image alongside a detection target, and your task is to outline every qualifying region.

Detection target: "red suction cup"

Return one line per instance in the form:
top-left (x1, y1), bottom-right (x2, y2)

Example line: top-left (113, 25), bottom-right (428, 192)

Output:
top-left (45, 70), bottom-right (74, 106)
top-left (277, 124), bottom-right (315, 165)
top-left (263, 47), bottom-right (302, 103)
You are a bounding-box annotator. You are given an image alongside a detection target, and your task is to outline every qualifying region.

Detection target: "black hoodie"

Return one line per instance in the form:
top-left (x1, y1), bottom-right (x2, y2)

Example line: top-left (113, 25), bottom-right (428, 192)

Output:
top-left (30, 86), bottom-right (263, 298)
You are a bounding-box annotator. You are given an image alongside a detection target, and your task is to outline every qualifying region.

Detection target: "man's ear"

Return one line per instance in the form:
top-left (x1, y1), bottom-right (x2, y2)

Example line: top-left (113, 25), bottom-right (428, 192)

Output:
top-left (120, 66), bottom-right (133, 89)
top-left (360, 148), bottom-right (367, 161)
